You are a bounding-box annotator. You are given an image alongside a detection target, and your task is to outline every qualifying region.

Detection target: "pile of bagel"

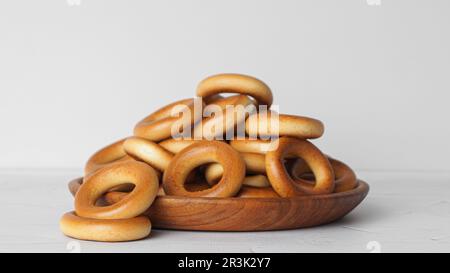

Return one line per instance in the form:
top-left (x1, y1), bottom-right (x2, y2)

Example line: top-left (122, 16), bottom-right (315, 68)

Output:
top-left (60, 73), bottom-right (358, 242)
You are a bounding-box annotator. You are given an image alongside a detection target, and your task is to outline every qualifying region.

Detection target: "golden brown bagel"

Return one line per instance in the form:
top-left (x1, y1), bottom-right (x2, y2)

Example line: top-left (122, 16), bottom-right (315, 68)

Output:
top-left (291, 157), bottom-right (357, 193)
top-left (240, 152), bottom-right (266, 174)
top-left (194, 95), bottom-right (256, 140)
top-left (163, 141), bottom-right (245, 197)
top-left (242, 175), bottom-right (271, 188)
top-left (265, 137), bottom-right (334, 196)
top-left (206, 168), bottom-right (270, 187)
top-left (229, 139), bottom-right (278, 154)
top-left (84, 138), bottom-right (133, 176)
top-left (75, 161), bottom-right (159, 219)
top-left (205, 153), bottom-right (266, 185)
top-left (60, 211), bottom-right (151, 242)
top-left (158, 138), bottom-right (201, 153)
top-left (246, 112), bottom-right (324, 139)
top-left (123, 137), bottom-right (174, 172)
top-left (197, 73), bottom-right (273, 107)
top-left (134, 98), bottom-right (200, 142)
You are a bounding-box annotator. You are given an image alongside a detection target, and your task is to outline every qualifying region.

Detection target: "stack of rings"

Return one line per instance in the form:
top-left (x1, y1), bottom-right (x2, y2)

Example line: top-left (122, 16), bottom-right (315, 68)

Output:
top-left (60, 161), bottom-right (159, 242)
top-left (61, 73), bottom-right (359, 242)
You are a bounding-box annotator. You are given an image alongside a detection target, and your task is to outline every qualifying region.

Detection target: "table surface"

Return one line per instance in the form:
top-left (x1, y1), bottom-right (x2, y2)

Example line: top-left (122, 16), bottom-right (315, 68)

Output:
top-left (0, 169), bottom-right (449, 253)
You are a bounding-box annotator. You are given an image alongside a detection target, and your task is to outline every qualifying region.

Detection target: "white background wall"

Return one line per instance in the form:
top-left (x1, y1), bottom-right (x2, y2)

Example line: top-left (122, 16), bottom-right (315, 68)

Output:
top-left (0, 0), bottom-right (449, 171)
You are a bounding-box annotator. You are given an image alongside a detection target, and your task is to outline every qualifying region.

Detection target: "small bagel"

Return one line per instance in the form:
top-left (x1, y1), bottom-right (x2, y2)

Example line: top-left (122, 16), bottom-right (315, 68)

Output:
top-left (330, 158), bottom-right (357, 192)
top-left (205, 153), bottom-right (266, 185)
top-left (84, 138), bottom-right (133, 175)
top-left (194, 95), bottom-right (256, 140)
top-left (237, 186), bottom-right (280, 198)
top-left (205, 166), bottom-right (270, 187)
top-left (242, 153), bottom-right (267, 174)
top-left (242, 175), bottom-right (271, 188)
top-left (134, 98), bottom-right (199, 142)
top-left (246, 112), bottom-right (324, 139)
top-left (75, 161), bottom-right (159, 219)
top-left (123, 137), bottom-right (174, 172)
top-left (163, 141), bottom-right (245, 197)
top-left (265, 137), bottom-right (334, 196)
top-left (60, 211), bottom-right (151, 242)
top-left (291, 157), bottom-right (357, 193)
top-left (159, 138), bottom-right (201, 153)
top-left (229, 139), bottom-right (277, 154)
top-left (197, 73), bottom-right (273, 106)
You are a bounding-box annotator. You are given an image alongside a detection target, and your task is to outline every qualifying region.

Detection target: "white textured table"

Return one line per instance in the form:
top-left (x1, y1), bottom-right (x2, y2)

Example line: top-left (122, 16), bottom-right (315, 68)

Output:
top-left (0, 169), bottom-right (449, 253)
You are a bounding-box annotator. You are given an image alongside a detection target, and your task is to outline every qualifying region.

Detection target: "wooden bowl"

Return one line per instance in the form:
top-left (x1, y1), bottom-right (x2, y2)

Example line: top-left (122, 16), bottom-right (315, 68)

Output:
top-left (146, 180), bottom-right (369, 231)
top-left (69, 178), bottom-right (369, 231)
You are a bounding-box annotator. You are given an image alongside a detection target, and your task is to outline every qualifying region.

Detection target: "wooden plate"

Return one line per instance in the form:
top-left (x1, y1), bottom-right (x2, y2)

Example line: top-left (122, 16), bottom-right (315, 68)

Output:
top-left (146, 180), bottom-right (369, 231)
top-left (69, 178), bottom-right (369, 231)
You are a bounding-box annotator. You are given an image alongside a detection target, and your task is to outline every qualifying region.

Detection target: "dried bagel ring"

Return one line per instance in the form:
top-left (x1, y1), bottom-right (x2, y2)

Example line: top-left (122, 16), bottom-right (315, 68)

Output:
top-left (123, 137), bottom-right (200, 184)
top-left (205, 153), bottom-right (266, 185)
top-left (329, 158), bottom-right (357, 192)
top-left (197, 73), bottom-right (273, 107)
top-left (291, 157), bottom-right (357, 193)
top-left (206, 169), bottom-right (270, 187)
top-left (75, 161), bottom-right (159, 219)
top-left (123, 137), bottom-right (174, 172)
top-left (242, 175), bottom-right (271, 188)
top-left (229, 139), bottom-right (277, 154)
top-left (194, 95), bottom-right (256, 140)
top-left (237, 186), bottom-right (280, 198)
top-left (163, 141), bottom-right (245, 197)
top-left (84, 138), bottom-right (133, 176)
top-left (266, 137), bottom-right (334, 196)
top-left (159, 138), bottom-right (201, 153)
top-left (241, 152), bottom-right (266, 174)
top-left (60, 211), bottom-right (151, 242)
top-left (134, 98), bottom-right (200, 142)
top-left (246, 112), bottom-right (324, 139)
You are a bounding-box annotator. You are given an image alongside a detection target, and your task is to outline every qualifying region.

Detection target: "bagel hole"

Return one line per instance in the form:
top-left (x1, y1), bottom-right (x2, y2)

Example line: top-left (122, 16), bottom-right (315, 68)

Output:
top-left (95, 183), bottom-right (135, 207)
top-left (184, 166), bottom-right (212, 192)
top-left (285, 158), bottom-right (316, 185)
top-left (109, 183), bottom-right (135, 192)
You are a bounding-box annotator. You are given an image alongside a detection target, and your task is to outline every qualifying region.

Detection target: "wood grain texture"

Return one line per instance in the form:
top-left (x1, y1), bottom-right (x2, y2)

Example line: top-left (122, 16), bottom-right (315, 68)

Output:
top-left (146, 180), bottom-right (369, 231)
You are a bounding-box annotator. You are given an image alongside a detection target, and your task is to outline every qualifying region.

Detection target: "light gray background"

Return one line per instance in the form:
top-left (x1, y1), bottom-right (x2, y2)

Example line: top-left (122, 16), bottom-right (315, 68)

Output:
top-left (1, 0), bottom-right (450, 253)
top-left (1, 0), bottom-right (449, 172)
